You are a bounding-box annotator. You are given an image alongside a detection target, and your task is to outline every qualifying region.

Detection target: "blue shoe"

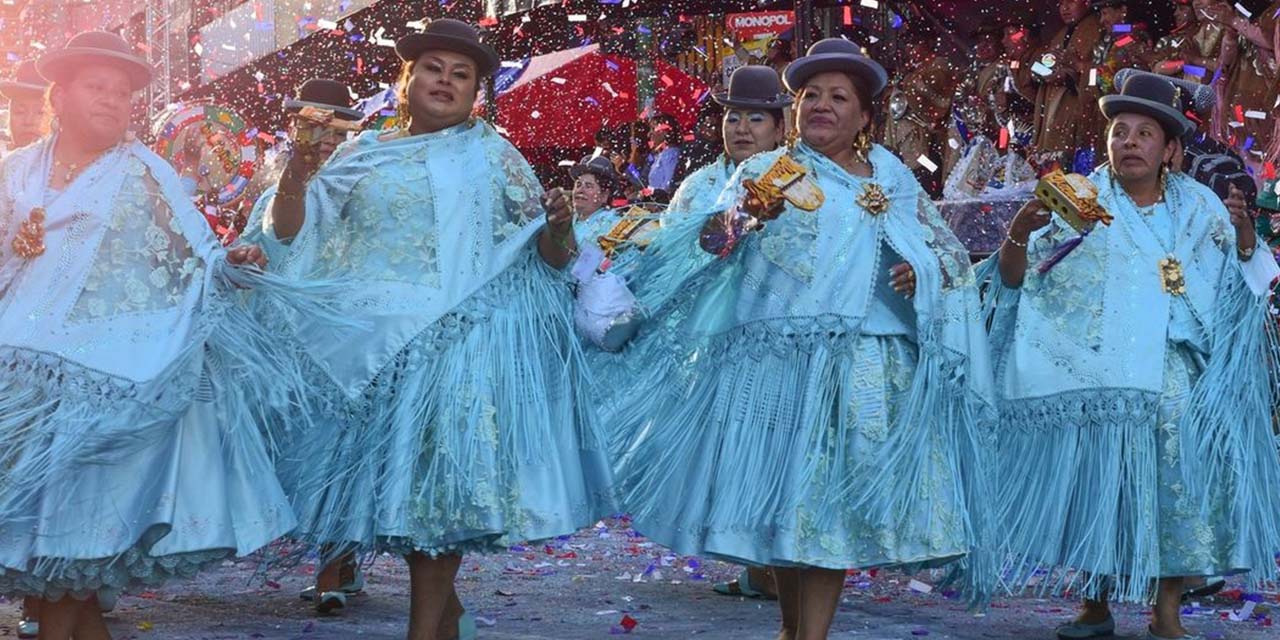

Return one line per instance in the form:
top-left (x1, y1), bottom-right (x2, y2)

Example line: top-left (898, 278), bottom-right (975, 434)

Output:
top-left (457, 611), bottom-right (477, 640)
top-left (17, 618), bottom-right (37, 639)
top-left (1056, 615), bottom-right (1116, 639)
top-left (300, 568), bottom-right (365, 601)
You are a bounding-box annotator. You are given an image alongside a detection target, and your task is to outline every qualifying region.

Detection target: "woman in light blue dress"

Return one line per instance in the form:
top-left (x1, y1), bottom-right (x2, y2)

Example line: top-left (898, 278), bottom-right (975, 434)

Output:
top-left (250, 19), bottom-right (615, 638)
top-left (607, 40), bottom-right (996, 640)
top-left (987, 73), bottom-right (1280, 640)
top-left (672, 64), bottom-right (793, 603)
top-left (0, 32), bottom-right (311, 640)
top-left (570, 154), bottom-right (623, 246)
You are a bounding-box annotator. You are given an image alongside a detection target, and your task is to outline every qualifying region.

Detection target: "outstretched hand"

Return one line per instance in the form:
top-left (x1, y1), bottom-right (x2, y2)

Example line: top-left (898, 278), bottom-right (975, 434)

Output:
top-left (226, 244), bottom-right (268, 270)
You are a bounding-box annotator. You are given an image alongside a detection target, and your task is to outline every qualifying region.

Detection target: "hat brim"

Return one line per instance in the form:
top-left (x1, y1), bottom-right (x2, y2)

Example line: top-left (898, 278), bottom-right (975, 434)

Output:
top-left (783, 53), bottom-right (888, 97)
top-left (396, 33), bottom-right (500, 78)
top-left (570, 163), bottom-right (620, 183)
top-left (712, 92), bottom-right (793, 110)
top-left (1099, 95), bottom-right (1194, 138)
top-left (283, 99), bottom-right (365, 121)
top-left (0, 81), bottom-right (47, 99)
top-left (38, 49), bottom-right (152, 91)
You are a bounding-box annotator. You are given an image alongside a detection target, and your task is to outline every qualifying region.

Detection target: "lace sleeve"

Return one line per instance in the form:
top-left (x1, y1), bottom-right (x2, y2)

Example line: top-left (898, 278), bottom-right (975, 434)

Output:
top-left (492, 140), bottom-right (545, 244)
top-left (1022, 217), bottom-right (1110, 348)
top-left (0, 160), bottom-right (14, 271)
top-left (68, 159), bottom-right (206, 322)
top-left (914, 192), bottom-right (976, 290)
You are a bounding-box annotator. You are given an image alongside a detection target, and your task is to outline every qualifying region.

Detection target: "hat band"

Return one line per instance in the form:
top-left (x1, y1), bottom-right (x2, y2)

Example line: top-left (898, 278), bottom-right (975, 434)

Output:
top-left (723, 94), bottom-right (789, 105)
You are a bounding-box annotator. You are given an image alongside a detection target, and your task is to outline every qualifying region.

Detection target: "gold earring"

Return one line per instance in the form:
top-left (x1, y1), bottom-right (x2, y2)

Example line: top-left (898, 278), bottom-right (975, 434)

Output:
top-left (1159, 165), bottom-right (1168, 195)
top-left (853, 130), bottom-right (872, 163)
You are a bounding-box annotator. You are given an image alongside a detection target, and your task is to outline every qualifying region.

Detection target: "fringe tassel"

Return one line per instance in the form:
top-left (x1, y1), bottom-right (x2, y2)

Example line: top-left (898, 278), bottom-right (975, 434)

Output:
top-left (835, 328), bottom-right (999, 609)
top-left (994, 390), bottom-right (1165, 603)
top-left (1176, 268), bottom-right (1280, 588)
top-left (280, 250), bottom-right (612, 555)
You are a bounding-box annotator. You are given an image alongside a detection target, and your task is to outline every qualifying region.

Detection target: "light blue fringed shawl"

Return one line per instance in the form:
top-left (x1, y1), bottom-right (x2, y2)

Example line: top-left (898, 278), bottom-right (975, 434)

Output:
top-left (668, 154), bottom-right (736, 214)
top-left (981, 167), bottom-right (1280, 601)
top-left (252, 120), bottom-right (550, 400)
top-left (610, 142), bottom-right (999, 606)
top-left (247, 120), bottom-right (612, 555)
top-left (0, 135), bottom-right (331, 564)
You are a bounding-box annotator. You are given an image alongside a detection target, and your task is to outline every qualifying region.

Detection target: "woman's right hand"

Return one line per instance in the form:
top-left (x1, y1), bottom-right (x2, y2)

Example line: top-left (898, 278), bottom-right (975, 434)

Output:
top-left (1007, 199), bottom-right (1051, 248)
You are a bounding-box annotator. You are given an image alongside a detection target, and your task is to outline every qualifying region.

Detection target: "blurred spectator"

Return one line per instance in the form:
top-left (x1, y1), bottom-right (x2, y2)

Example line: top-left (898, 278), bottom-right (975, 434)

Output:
top-left (676, 101), bottom-right (724, 184)
top-left (644, 112), bottom-right (683, 201)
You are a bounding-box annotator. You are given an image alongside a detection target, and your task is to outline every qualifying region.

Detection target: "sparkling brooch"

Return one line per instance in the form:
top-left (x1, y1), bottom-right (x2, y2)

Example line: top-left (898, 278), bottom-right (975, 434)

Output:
top-left (857, 183), bottom-right (890, 216)
top-left (11, 207), bottom-right (46, 259)
top-left (1158, 255), bottom-right (1186, 296)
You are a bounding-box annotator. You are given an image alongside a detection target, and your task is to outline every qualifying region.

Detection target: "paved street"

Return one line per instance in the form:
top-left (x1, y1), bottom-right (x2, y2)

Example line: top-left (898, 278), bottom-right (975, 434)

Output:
top-left (1, 518), bottom-right (1274, 639)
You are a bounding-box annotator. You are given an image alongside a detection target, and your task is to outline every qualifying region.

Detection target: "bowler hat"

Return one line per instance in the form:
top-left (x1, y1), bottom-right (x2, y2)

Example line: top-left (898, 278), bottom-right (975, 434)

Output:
top-left (783, 37), bottom-right (888, 97)
top-left (395, 19), bottom-right (499, 78)
top-left (38, 31), bottom-right (152, 91)
top-left (714, 65), bottom-right (792, 110)
top-left (284, 78), bottom-right (365, 121)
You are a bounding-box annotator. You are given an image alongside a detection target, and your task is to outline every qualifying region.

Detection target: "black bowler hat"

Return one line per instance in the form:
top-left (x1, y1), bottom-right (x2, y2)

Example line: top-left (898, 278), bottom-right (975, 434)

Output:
top-left (38, 31), bottom-right (152, 91)
top-left (714, 65), bottom-right (792, 110)
top-left (571, 154), bottom-right (621, 185)
top-left (0, 60), bottom-right (48, 100)
top-left (395, 18), bottom-right (500, 78)
top-left (783, 37), bottom-right (888, 97)
top-left (284, 78), bottom-right (364, 121)
top-left (1090, 0), bottom-right (1126, 8)
top-left (1099, 72), bottom-right (1194, 138)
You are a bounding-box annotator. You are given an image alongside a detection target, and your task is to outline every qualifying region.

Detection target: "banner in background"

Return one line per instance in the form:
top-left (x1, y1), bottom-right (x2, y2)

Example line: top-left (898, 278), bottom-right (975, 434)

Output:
top-left (721, 10), bottom-right (794, 84)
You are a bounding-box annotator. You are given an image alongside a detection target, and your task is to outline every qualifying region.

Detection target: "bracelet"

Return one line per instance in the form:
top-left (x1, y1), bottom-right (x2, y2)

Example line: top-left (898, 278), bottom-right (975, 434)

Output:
top-left (1006, 232), bottom-right (1028, 248)
top-left (1237, 244), bottom-right (1256, 262)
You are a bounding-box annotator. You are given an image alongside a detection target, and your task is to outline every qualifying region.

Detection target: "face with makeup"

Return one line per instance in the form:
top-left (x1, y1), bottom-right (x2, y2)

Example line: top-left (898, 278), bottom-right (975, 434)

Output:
top-left (721, 108), bottom-right (785, 164)
top-left (403, 49), bottom-right (479, 133)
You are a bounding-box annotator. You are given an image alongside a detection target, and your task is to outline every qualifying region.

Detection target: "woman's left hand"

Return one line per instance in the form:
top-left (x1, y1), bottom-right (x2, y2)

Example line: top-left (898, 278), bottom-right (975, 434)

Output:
top-left (545, 187), bottom-right (573, 237)
top-left (227, 244), bottom-right (268, 270)
top-left (1226, 184), bottom-right (1252, 229)
top-left (890, 262), bottom-right (916, 298)
top-left (1226, 184), bottom-right (1258, 255)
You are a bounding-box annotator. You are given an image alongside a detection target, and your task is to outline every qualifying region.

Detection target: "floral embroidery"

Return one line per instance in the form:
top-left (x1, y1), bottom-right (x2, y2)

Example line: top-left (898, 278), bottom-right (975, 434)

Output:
top-left (68, 158), bottom-right (204, 322)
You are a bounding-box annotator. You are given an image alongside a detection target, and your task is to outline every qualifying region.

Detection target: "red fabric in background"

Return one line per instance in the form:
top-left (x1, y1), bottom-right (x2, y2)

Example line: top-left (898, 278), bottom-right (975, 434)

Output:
top-left (492, 44), bottom-right (708, 149)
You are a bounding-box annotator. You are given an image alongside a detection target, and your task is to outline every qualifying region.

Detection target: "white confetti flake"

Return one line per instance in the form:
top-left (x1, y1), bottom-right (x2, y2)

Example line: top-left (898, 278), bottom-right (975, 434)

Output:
top-left (860, 0), bottom-right (880, 8)
top-left (917, 155), bottom-right (938, 173)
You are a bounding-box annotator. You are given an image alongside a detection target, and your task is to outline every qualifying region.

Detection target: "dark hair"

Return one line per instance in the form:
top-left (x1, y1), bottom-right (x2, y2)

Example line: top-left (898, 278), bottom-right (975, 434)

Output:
top-left (649, 113), bottom-right (681, 144)
top-left (845, 71), bottom-right (877, 130)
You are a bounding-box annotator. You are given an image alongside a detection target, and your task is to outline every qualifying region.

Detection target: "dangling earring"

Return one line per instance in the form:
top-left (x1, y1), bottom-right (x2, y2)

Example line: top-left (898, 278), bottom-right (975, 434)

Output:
top-left (1158, 164), bottom-right (1168, 196)
top-left (853, 130), bottom-right (872, 164)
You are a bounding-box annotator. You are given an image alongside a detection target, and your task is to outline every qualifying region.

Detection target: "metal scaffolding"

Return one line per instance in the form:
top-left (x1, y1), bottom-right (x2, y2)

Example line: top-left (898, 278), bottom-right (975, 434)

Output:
top-left (144, 0), bottom-right (175, 116)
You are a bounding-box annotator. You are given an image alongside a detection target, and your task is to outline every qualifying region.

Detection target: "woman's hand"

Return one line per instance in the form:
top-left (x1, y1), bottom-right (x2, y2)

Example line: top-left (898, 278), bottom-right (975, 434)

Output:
top-left (1225, 183), bottom-right (1258, 256)
top-left (544, 187), bottom-right (573, 238)
top-left (1007, 199), bottom-right (1052, 249)
top-left (890, 262), bottom-right (916, 298)
top-left (226, 244), bottom-right (268, 270)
